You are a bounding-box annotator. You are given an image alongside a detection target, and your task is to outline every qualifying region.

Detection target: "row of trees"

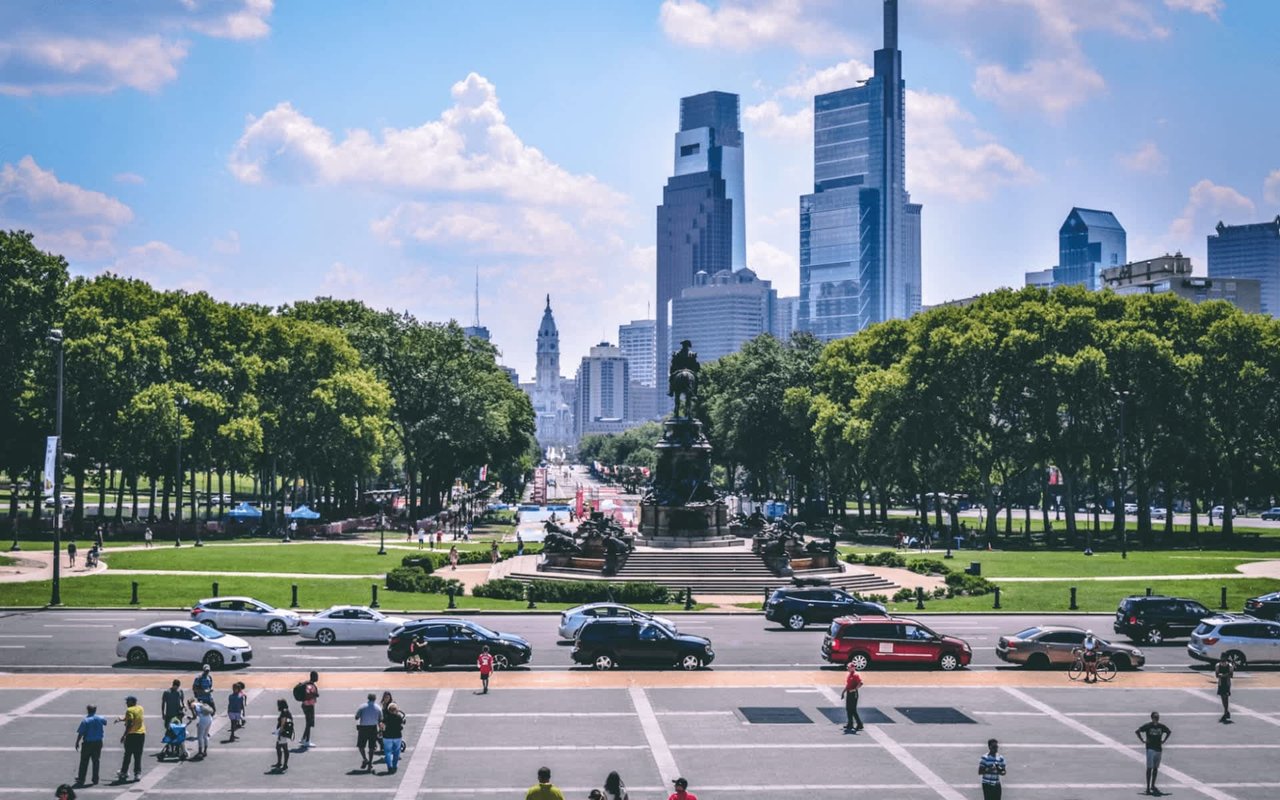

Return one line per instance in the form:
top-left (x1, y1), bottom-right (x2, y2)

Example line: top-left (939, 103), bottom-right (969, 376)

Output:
top-left (694, 286), bottom-right (1280, 543)
top-left (0, 230), bottom-right (536, 531)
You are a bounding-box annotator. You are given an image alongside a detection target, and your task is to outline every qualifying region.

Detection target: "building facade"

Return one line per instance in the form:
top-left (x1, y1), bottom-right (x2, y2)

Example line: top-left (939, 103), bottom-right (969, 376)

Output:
top-left (618, 319), bottom-right (657, 387)
top-left (773, 295), bottom-right (798, 342)
top-left (524, 295), bottom-right (574, 449)
top-left (1053, 207), bottom-right (1126, 291)
top-left (1105, 252), bottom-right (1262, 313)
top-left (798, 0), bottom-right (921, 341)
top-left (574, 343), bottom-right (630, 439)
top-left (670, 268), bottom-right (776, 363)
top-left (1207, 217), bottom-right (1280, 316)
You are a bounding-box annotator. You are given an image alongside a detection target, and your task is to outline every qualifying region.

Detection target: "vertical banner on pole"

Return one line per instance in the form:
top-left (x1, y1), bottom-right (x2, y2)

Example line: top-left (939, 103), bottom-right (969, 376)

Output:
top-left (43, 435), bottom-right (59, 498)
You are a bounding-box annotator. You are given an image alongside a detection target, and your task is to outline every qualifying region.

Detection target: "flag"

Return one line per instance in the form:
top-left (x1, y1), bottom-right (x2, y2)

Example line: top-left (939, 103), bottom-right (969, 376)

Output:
top-left (42, 436), bottom-right (58, 498)
top-left (479, 464), bottom-right (488, 482)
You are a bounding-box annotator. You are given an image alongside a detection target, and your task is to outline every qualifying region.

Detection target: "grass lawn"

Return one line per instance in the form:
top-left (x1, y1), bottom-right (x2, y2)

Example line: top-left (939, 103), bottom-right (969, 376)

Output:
top-left (883, 577), bottom-right (1280, 614)
top-left (0, 554), bottom-right (16, 567)
top-left (839, 546), bottom-right (1280, 578)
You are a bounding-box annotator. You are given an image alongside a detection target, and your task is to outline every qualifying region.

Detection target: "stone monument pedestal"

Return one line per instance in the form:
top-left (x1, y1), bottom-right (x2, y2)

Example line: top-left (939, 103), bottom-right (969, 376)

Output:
top-left (637, 417), bottom-right (733, 547)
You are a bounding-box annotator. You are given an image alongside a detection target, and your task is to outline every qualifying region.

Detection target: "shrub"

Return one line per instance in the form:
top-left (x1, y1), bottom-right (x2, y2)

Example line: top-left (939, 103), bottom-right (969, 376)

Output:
top-left (906, 558), bottom-right (952, 576)
top-left (470, 579), bottom-right (670, 605)
top-left (471, 579), bottom-right (528, 601)
top-left (864, 593), bottom-right (889, 604)
top-left (862, 551), bottom-right (906, 568)
top-left (386, 566), bottom-right (465, 595)
top-left (406, 545), bottom-right (542, 571)
top-left (931, 586), bottom-right (947, 599)
top-left (422, 576), bottom-right (466, 596)
top-left (944, 572), bottom-right (996, 596)
top-left (399, 556), bottom-right (436, 573)
top-left (892, 587), bottom-right (916, 603)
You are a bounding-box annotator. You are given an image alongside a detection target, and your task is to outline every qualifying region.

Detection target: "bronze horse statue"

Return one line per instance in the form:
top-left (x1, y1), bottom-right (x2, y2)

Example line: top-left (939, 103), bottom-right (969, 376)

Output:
top-left (669, 368), bottom-right (697, 418)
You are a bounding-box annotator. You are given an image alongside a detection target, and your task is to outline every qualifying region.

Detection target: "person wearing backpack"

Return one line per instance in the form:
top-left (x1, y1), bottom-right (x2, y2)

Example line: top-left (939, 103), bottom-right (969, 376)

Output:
top-left (296, 671), bottom-right (318, 748)
top-left (273, 699), bottom-right (294, 771)
top-left (192, 665), bottom-right (215, 713)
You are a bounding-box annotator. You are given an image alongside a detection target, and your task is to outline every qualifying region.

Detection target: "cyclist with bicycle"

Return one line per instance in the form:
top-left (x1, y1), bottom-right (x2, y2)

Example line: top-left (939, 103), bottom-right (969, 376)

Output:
top-left (1082, 630), bottom-right (1100, 684)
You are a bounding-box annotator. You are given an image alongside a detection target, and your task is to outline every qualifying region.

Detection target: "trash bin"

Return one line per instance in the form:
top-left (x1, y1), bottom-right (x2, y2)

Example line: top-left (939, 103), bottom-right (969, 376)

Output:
top-left (967, 561), bottom-right (981, 576)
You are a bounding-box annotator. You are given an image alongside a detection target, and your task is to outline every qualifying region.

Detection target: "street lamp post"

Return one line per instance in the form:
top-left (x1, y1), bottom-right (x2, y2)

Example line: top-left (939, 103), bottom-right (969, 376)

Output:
top-left (49, 329), bottom-right (64, 606)
top-left (174, 402), bottom-right (183, 548)
top-left (1115, 389), bottom-right (1130, 559)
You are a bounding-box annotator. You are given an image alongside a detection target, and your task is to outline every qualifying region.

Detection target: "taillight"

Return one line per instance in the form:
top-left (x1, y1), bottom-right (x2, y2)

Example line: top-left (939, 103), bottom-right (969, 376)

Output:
top-left (191, 607), bottom-right (203, 616)
top-left (389, 636), bottom-right (401, 646)
top-left (1005, 641), bottom-right (1017, 649)
top-left (1128, 616), bottom-right (1138, 625)
top-left (299, 620), bottom-right (309, 627)
top-left (1202, 637), bottom-right (1219, 645)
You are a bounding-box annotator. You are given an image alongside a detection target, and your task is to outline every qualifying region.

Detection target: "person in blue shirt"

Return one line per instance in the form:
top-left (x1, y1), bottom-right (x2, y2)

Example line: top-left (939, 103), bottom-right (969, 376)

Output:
top-left (192, 664), bottom-right (215, 712)
top-left (74, 704), bottom-right (107, 786)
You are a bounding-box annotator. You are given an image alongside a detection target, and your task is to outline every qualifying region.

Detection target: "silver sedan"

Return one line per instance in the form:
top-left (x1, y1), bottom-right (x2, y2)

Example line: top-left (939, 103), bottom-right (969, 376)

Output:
top-left (558, 603), bottom-right (676, 640)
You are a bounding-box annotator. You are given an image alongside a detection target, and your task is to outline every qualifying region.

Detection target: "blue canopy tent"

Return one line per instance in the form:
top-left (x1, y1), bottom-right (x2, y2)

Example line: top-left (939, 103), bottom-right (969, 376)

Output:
top-left (287, 505), bottom-right (321, 520)
top-left (223, 502), bottom-right (263, 520)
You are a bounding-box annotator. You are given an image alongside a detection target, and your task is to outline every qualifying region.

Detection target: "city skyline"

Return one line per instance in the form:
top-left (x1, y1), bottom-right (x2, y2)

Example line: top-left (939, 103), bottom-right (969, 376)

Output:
top-left (2, 1), bottom-right (1278, 378)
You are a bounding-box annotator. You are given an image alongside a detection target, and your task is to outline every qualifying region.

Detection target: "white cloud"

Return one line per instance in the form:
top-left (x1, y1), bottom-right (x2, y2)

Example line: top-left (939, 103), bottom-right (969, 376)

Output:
top-left (0, 155), bottom-right (133, 259)
top-left (1116, 140), bottom-right (1168, 175)
top-left (113, 172), bottom-right (146, 185)
top-left (658, 0), bottom-right (852, 54)
top-left (1164, 0), bottom-right (1225, 20)
top-left (748, 240), bottom-right (797, 285)
top-left (1169, 179), bottom-right (1255, 241)
top-left (1264, 169), bottom-right (1280, 206)
top-left (779, 58), bottom-right (872, 98)
top-left (743, 100), bottom-right (811, 140)
top-left (229, 73), bottom-right (624, 213)
top-left (212, 230), bottom-right (241, 255)
top-left (906, 89), bottom-right (1038, 201)
top-left (0, 1), bottom-right (272, 96)
top-left (109, 240), bottom-right (209, 292)
top-left (371, 202), bottom-right (585, 257)
top-left (973, 56), bottom-right (1106, 118)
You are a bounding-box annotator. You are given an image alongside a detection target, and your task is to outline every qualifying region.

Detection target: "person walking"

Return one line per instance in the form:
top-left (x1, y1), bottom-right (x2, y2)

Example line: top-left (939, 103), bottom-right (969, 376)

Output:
top-left (525, 766), bottom-right (565, 800)
top-left (516, 533), bottom-right (524, 556)
top-left (477, 645), bottom-right (494, 694)
top-left (192, 664), bottom-right (215, 713)
top-left (448, 545), bottom-right (459, 571)
top-left (95, 526), bottom-right (104, 551)
top-left (114, 695), bottom-right (146, 783)
top-left (374, 691), bottom-right (394, 755)
top-left (144, 527), bottom-right (153, 548)
top-left (668, 777), bottom-right (697, 800)
top-left (188, 698), bottom-right (214, 759)
top-left (1136, 711), bottom-right (1172, 796)
top-left (978, 738), bottom-right (1006, 800)
top-left (380, 702), bottom-right (406, 774)
top-left (161, 679), bottom-right (185, 728)
top-left (1215, 656), bottom-right (1235, 723)
top-left (300, 671), bottom-right (319, 747)
top-left (354, 693), bottom-right (382, 772)
top-left (73, 704), bottom-right (107, 786)
top-left (490, 540), bottom-right (500, 564)
top-left (840, 661), bottom-right (864, 732)
top-left (602, 770), bottom-right (629, 800)
top-left (67, 541), bottom-right (77, 568)
top-left (416, 527), bottom-right (426, 550)
top-left (226, 682), bottom-right (247, 741)
top-left (273, 699), bottom-right (293, 772)
top-left (436, 529), bottom-right (443, 549)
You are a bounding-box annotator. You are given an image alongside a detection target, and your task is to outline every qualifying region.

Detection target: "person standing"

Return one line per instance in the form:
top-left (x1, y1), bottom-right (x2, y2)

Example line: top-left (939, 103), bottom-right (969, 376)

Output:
top-left (354, 693), bottom-right (382, 772)
top-left (300, 671), bottom-right (319, 747)
top-left (448, 545), bottom-right (459, 571)
top-left (380, 702), bottom-right (406, 774)
top-left (114, 696), bottom-right (145, 783)
top-left (95, 526), bottom-right (104, 551)
top-left (161, 679), bottom-right (185, 728)
top-left (74, 704), bottom-right (107, 786)
top-left (602, 770), bottom-right (629, 800)
top-left (525, 766), bottom-right (565, 800)
top-left (490, 540), bottom-right (500, 564)
top-left (273, 699), bottom-right (293, 771)
top-left (416, 527), bottom-right (426, 550)
top-left (1136, 711), bottom-right (1172, 796)
top-left (188, 698), bottom-right (213, 759)
top-left (67, 541), bottom-right (77, 568)
top-left (192, 664), bottom-right (215, 713)
top-left (144, 527), bottom-right (153, 548)
top-left (1215, 656), bottom-right (1235, 723)
top-left (978, 738), bottom-right (1006, 800)
top-left (668, 777), bottom-right (697, 800)
top-left (1082, 630), bottom-right (1100, 683)
top-left (840, 661), bottom-right (864, 731)
top-left (477, 645), bottom-right (496, 694)
top-left (226, 681), bottom-right (247, 741)
top-left (516, 533), bottom-right (524, 556)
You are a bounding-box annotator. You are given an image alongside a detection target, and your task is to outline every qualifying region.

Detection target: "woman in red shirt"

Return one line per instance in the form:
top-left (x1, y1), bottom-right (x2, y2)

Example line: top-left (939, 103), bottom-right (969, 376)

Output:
top-left (841, 662), bottom-right (864, 731)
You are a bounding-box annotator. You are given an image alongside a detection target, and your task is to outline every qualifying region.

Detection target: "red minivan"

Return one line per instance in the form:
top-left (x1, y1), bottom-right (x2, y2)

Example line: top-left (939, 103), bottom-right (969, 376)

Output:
top-left (821, 615), bottom-right (972, 671)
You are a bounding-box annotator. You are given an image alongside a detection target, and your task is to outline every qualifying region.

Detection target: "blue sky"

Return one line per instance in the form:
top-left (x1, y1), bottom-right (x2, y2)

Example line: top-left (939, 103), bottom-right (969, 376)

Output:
top-left (2, 0), bottom-right (1278, 379)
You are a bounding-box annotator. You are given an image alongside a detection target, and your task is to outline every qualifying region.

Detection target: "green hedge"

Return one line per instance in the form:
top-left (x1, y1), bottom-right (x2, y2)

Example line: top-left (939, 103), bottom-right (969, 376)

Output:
top-left (944, 572), bottom-right (996, 596)
top-left (906, 558), bottom-right (951, 575)
top-left (470, 578), bottom-right (527, 601)
top-left (847, 551), bottom-right (906, 568)
top-left (400, 544), bottom-right (541, 571)
top-left (471, 578), bottom-right (670, 605)
top-left (385, 566), bottom-right (465, 596)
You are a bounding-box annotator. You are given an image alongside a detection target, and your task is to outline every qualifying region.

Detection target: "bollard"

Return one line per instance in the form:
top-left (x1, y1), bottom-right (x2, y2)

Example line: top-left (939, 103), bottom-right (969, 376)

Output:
top-left (1069, 586), bottom-right (1078, 611)
top-left (1220, 586), bottom-right (1228, 610)
top-left (762, 587), bottom-right (770, 610)
top-left (526, 584), bottom-right (537, 610)
top-left (915, 586), bottom-right (925, 610)
top-left (1146, 587), bottom-right (1153, 597)
top-left (290, 584), bottom-right (299, 609)
top-left (992, 586), bottom-right (1002, 610)
top-left (371, 583), bottom-right (380, 609)
top-left (129, 581), bottom-right (139, 605)
top-left (212, 581), bottom-right (219, 598)
top-left (684, 587), bottom-right (694, 610)
top-left (447, 586), bottom-right (457, 610)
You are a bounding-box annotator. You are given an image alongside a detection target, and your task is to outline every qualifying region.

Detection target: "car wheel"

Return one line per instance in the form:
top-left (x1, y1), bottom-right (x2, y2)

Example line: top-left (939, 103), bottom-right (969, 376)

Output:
top-left (785, 613), bottom-right (807, 631)
top-left (849, 652), bottom-right (871, 671)
top-left (203, 651), bottom-right (224, 669)
top-left (938, 652), bottom-right (960, 671)
top-left (592, 652), bottom-right (616, 671)
top-left (679, 654), bottom-right (703, 670)
top-left (315, 628), bottom-right (336, 645)
top-left (1026, 653), bottom-right (1050, 670)
top-left (1144, 628), bottom-right (1165, 646)
top-left (126, 647), bottom-right (148, 666)
top-left (1110, 654), bottom-right (1132, 671)
top-left (1223, 650), bottom-right (1247, 668)
top-left (492, 653), bottom-right (511, 671)
top-left (267, 619), bottom-right (287, 636)
top-left (202, 620), bottom-right (218, 630)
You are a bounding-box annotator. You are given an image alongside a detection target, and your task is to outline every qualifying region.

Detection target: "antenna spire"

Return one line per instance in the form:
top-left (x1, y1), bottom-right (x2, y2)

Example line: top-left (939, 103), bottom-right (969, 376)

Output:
top-left (472, 266), bottom-right (480, 327)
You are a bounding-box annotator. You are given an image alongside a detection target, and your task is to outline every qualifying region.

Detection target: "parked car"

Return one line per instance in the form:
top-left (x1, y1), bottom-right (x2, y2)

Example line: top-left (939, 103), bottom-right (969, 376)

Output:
top-left (299, 605), bottom-right (410, 644)
top-left (558, 603), bottom-right (676, 640)
top-left (1243, 591), bottom-right (1280, 621)
top-left (821, 615), bottom-right (972, 671)
top-left (386, 618), bottom-right (531, 669)
top-left (1260, 508), bottom-right (1280, 521)
top-left (1123, 503), bottom-right (1139, 514)
top-left (1188, 614), bottom-right (1280, 667)
top-left (1114, 594), bottom-right (1212, 645)
top-left (117, 620), bottom-right (252, 668)
top-left (571, 618), bottom-right (713, 670)
top-left (765, 587), bottom-right (888, 631)
top-left (190, 597), bottom-right (300, 635)
top-left (1149, 507), bottom-right (1168, 521)
top-left (1210, 505), bottom-right (1234, 520)
top-left (995, 625), bottom-right (1145, 670)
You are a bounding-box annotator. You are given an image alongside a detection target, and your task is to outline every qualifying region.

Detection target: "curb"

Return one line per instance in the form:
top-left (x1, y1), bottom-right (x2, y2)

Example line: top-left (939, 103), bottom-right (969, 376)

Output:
top-left (0, 605), bottom-right (1118, 617)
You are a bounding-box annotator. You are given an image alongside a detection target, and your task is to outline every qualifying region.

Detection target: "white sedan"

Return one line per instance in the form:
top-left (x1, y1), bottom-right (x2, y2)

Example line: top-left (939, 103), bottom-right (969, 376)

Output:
top-left (298, 605), bottom-right (410, 644)
top-left (558, 603), bottom-right (677, 640)
top-left (117, 620), bottom-right (252, 669)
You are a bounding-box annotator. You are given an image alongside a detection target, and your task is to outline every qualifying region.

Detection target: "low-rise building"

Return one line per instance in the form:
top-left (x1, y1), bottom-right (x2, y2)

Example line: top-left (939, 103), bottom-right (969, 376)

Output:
top-left (1103, 253), bottom-right (1261, 313)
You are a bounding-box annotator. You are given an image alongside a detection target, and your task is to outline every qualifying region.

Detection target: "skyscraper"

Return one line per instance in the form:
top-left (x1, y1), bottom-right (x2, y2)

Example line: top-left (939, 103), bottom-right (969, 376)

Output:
top-left (670, 268), bottom-right (777, 363)
top-left (798, 0), bottom-right (920, 341)
top-left (657, 91), bottom-right (745, 363)
top-left (617, 319), bottom-right (657, 388)
top-left (574, 343), bottom-right (631, 439)
top-left (1054, 207), bottom-right (1126, 291)
top-left (1208, 217), bottom-right (1280, 316)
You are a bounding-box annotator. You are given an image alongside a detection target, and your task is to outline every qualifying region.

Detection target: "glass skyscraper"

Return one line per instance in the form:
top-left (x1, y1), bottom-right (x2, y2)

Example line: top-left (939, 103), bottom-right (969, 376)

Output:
top-left (1054, 207), bottom-right (1126, 291)
top-left (798, 0), bottom-right (921, 341)
top-left (1207, 217), bottom-right (1280, 317)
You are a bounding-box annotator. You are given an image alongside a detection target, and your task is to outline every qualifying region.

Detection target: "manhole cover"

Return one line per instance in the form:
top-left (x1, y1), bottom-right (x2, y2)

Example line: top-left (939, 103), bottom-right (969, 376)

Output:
top-left (895, 706), bottom-right (976, 724)
top-left (818, 706), bottom-right (894, 725)
top-left (739, 707), bottom-right (812, 724)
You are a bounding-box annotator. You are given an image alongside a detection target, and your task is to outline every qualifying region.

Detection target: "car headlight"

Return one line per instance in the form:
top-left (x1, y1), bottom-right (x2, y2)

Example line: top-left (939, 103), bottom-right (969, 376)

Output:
top-left (1132, 649), bottom-right (1143, 656)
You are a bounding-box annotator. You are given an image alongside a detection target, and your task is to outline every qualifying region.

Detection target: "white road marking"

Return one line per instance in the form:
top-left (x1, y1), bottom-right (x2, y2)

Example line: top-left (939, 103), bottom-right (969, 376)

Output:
top-left (1003, 686), bottom-right (1239, 800)
top-left (41, 624), bottom-right (113, 628)
top-left (436, 744), bottom-right (647, 751)
top-left (629, 686), bottom-right (680, 785)
top-left (0, 646), bottom-right (24, 649)
top-left (0, 688), bottom-right (68, 729)
top-left (392, 688), bottom-right (451, 800)
top-left (0, 635), bottom-right (52, 639)
top-left (1183, 687), bottom-right (1280, 727)
top-left (125, 687), bottom-right (262, 795)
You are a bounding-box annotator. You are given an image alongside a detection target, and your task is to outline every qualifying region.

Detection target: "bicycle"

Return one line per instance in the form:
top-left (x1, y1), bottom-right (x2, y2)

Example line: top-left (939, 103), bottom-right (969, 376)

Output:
top-left (1067, 647), bottom-right (1116, 682)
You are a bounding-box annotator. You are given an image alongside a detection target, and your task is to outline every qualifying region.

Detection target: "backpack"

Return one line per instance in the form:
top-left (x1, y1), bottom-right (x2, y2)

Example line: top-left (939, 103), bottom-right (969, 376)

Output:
top-left (281, 715), bottom-right (294, 739)
top-left (292, 682), bottom-right (308, 702)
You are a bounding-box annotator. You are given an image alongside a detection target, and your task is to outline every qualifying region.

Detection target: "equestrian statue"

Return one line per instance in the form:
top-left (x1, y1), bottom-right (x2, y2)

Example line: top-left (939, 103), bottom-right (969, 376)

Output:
top-left (668, 339), bottom-right (700, 419)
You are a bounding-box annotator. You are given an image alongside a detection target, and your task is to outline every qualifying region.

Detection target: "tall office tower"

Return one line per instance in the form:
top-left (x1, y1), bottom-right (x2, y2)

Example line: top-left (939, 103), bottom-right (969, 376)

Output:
top-left (670, 268), bottom-right (777, 363)
top-left (798, 0), bottom-right (920, 341)
top-left (1054, 207), bottom-right (1127, 291)
top-left (618, 319), bottom-right (657, 387)
top-left (574, 343), bottom-right (631, 439)
top-left (1208, 217), bottom-right (1280, 316)
top-left (525, 295), bottom-right (573, 448)
top-left (657, 91), bottom-right (745, 363)
top-left (773, 295), bottom-right (799, 341)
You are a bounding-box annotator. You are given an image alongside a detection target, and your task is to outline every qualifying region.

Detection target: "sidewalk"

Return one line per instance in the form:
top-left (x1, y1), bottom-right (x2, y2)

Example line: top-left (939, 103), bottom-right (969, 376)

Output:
top-left (0, 549), bottom-right (106, 583)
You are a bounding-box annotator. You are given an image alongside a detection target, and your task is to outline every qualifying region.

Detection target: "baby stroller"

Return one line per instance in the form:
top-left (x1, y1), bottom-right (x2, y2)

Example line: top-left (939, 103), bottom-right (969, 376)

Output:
top-left (85, 547), bottom-right (100, 569)
top-left (160, 717), bottom-right (189, 761)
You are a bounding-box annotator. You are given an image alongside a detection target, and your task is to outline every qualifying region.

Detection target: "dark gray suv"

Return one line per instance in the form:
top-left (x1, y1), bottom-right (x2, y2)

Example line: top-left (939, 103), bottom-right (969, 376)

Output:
top-left (766, 587), bottom-right (887, 631)
top-left (1114, 595), bottom-right (1212, 645)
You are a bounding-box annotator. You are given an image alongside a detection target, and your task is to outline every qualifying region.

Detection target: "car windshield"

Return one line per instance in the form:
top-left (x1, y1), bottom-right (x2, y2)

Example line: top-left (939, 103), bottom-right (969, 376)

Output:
top-left (1013, 627), bottom-right (1041, 639)
top-left (1193, 622), bottom-right (1214, 635)
top-left (192, 623), bottom-right (224, 639)
top-left (464, 621), bottom-right (498, 638)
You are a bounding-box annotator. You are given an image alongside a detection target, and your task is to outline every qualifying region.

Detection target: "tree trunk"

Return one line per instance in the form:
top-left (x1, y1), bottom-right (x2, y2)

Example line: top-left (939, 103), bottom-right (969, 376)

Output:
top-left (984, 486), bottom-right (999, 538)
top-left (97, 464), bottom-right (107, 519)
top-left (1189, 495), bottom-right (1199, 539)
top-left (72, 468), bottom-right (86, 533)
top-left (1063, 471), bottom-right (1079, 545)
top-left (1041, 475), bottom-right (1053, 547)
top-left (113, 470), bottom-right (126, 523)
top-left (160, 473), bottom-right (171, 522)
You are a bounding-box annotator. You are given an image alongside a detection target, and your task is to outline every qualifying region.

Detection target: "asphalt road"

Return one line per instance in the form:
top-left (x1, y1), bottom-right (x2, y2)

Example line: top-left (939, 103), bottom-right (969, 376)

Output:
top-left (0, 609), bottom-right (1213, 674)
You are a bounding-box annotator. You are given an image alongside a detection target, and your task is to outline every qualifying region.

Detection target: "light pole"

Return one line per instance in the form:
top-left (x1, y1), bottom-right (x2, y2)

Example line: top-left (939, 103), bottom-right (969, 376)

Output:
top-left (1114, 389), bottom-right (1130, 559)
top-left (49, 328), bottom-right (64, 606)
top-left (174, 397), bottom-right (186, 547)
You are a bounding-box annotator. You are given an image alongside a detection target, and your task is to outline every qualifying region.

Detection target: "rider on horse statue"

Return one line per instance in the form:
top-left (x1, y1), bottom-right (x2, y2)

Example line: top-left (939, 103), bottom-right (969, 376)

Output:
top-left (668, 339), bottom-right (700, 418)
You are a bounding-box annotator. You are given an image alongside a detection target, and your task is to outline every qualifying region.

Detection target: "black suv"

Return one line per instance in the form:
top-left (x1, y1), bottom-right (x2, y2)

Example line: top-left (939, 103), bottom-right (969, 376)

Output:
top-left (571, 619), bottom-right (714, 670)
top-left (1114, 595), bottom-right (1212, 645)
top-left (386, 618), bottom-right (531, 668)
top-left (765, 587), bottom-right (888, 630)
